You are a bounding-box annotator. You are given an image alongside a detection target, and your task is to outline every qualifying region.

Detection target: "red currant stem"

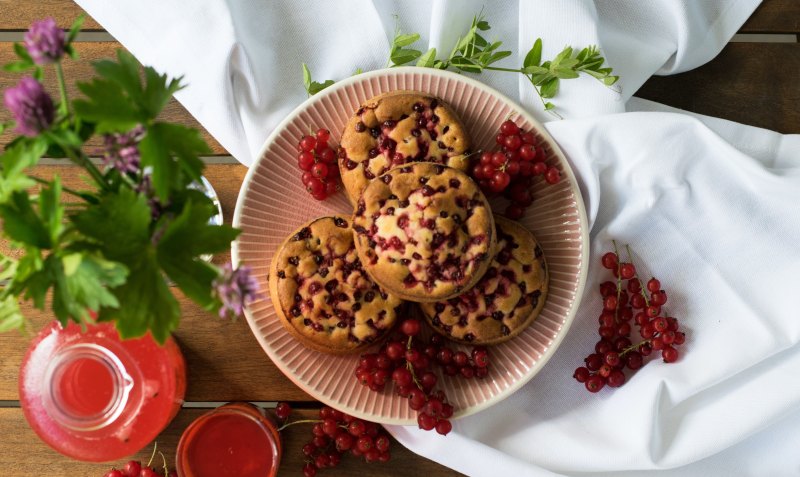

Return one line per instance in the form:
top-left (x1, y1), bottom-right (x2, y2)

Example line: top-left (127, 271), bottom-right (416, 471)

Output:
top-left (159, 451), bottom-right (169, 477)
top-left (146, 441), bottom-right (158, 468)
top-left (277, 418), bottom-right (323, 432)
top-left (612, 240), bottom-right (622, 323)
top-left (625, 244), bottom-right (650, 308)
top-left (618, 339), bottom-right (651, 358)
top-left (406, 359), bottom-right (425, 392)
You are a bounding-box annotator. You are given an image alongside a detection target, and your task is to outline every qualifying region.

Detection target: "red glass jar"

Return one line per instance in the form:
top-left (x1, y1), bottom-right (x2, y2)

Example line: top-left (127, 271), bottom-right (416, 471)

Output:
top-left (19, 321), bottom-right (186, 462)
top-left (176, 402), bottom-right (282, 477)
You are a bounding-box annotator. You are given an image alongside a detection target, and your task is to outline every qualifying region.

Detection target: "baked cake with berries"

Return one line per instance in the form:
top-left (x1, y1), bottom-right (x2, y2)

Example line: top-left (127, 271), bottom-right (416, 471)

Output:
top-left (338, 91), bottom-right (472, 204)
top-left (352, 163), bottom-right (495, 303)
top-left (269, 215), bottom-right (404, 354)
top-left (420, 216), bottom-right (548, 345)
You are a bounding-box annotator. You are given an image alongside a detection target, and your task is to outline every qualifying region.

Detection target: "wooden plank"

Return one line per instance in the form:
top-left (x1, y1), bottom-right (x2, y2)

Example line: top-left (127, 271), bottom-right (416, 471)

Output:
top-left (0, 164), bottom-right (318, 402)
top-left (0, 0), bottom-right (100, 30)
top-left (740, 0), bottom-right (800, 34)
top-left (0, 42), bottom-right (228, 155)
top-left (636, 42), bottom-right (800, 134)
top-left (0, 408), bottom-right (463, 476)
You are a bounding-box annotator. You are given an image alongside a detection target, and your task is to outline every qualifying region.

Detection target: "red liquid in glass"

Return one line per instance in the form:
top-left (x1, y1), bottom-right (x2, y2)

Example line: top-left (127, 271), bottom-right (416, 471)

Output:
top-left (177, 402), bottom-right (281, 477)
top-left (19, 321), bottom-right (186, 462)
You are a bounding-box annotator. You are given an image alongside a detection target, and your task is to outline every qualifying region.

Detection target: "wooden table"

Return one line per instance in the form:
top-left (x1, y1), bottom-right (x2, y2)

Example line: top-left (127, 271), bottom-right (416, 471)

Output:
top-left (0, 1), bottom-right (797, 475)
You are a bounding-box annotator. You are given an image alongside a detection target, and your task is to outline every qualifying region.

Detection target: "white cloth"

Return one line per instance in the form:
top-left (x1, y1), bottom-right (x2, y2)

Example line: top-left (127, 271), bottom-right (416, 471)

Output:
top-left (74, 0), bottom-right (800, 475)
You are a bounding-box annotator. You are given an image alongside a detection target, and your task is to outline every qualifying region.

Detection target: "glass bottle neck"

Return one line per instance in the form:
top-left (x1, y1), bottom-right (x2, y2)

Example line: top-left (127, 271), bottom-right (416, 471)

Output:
top-left (41, 343), bottom-right (133, 431)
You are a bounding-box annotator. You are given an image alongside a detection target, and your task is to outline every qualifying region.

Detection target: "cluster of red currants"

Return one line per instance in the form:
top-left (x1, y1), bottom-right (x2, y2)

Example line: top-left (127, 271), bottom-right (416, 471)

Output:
top-left (296, 128), bottom-right (339, 200)
top-left (274, 403), bottom-right (392, 477)
top-left (573, 245), bottom-right (686, 392)
top-left (102, 458), bottom-right (174, 477)
top-left (470, 120), bottom-right (561, 220)
top-left (354, 318), bottom-right (491, 434)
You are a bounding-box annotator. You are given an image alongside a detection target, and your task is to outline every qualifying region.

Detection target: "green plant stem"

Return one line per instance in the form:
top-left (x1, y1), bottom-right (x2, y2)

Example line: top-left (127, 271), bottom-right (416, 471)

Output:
top-left (29, 175), bottom-right (89, 200)
top-left (63, 147), bottom-right (107, 191)
top-left (55, 62), bottom-right (69, 116)
top-left (277, 419), bottom-right (322, 432)
top-left (484, 66), bottom-right (523, 73)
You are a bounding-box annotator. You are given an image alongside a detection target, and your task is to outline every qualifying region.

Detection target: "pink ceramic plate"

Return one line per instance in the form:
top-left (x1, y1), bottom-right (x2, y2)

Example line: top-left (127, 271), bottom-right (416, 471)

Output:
top-left (232, 67), bottom-right (588, 425)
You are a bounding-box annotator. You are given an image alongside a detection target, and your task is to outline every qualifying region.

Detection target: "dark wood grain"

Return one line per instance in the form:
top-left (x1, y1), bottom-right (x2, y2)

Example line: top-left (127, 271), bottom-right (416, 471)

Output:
top-left (636, 42), bottom-right (800, 134)
top-left (740, 0), bottom-right (800, 34)
top-left (0, 0), bottom-right (100, 30)
top-left (0, 42), bottom-right (228, 155)
top-left (0, 408), bottom-right (464, 476)
top-left (0, 164), bottom-right (316, 403)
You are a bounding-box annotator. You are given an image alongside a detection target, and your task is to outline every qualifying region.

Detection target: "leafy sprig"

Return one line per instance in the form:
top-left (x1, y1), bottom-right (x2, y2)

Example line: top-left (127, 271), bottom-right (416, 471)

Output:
top-left (1, 20), bottom-right (242, 342)
top-left (302, 13), bottom-right (619, 115)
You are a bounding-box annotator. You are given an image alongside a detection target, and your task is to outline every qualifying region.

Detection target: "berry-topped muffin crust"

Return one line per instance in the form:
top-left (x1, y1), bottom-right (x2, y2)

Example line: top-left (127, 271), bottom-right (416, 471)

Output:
top-left (420, 216), bottom-right (548, 345)
top-left (269, 215), bottom-right (403, 354)
top-left (352, 163), bottom-right (495, 303)
top-left (338, 91), bottom-right (471, 204)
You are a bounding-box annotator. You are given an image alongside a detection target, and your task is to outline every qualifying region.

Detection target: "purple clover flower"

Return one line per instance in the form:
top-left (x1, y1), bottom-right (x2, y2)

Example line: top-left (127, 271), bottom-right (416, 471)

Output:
top-left (3, 76), bottom-right (55, 136)
top-left (213, 263), bottom-right (261, 319)
top-left (102, 125), bottom-right (146, 174)
top-left (24, 18), bottom-right (66, 64)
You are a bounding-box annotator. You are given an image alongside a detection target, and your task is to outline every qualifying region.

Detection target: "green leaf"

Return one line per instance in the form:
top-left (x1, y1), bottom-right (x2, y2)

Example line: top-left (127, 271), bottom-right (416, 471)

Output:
top-left (487, 50), bottom-right (512, 65)
top-left (142, 66), bottom-right (184, 119)
top-left (101, 251), bottom-right (180, 343)
top-left (64, 45), bottom-right (79, 60)
top-left (59, 251), bottom-right (128, 316)
top-left (308, 80), bottom-right (334, 95)
top-left (2, 60), bottom-right (34, 73)
top-left (0, 138), bottom-right (46, 202)
top-left (139, 122), bottom-right (209, 201)
top-left (302, 63), bottom-right (312, 92)
top-left (416, 48), bottom-right (437, 68)
top-left (540, 78), bottom-right (560, 98)
top-left (524, 38), bottom-right (542, 68)
top-left (544, 102), bottom-right (555, 111)
top-left (72, 187), bottom-right (152, 263)
top-left (33, 66), bottom-right (43, 80)
top-left (0, 192), bottom-right (51, 248)
top-left (393, 33), bottom-right (420, 48)
top-left (472, 34), bottom-right (488, 48)
top-left (13, 43), bottom-right (32, 63)
top-left (553, 46), bottom-right (573, 65)
top-left (450, 56), bottom-right (482, 73)
top-left (74, 78), bottom-right (142, 132)
top-left (352, 67), bottom-right (363, 76)
top-left (522, 65), bottom-right (549, 75)
top-left (0, 296), bottom-right (25, 333)
top-left (603, 76), bottom-right (619, 86)
top-left (477, 20), bottom-right (490, 31)
top-left (39, 176), bottom-right (64, 246)
top-left (554, 67), bottom-right (579, 79)
top-left (67, 15), bottom-right (86, 44)
top-left (390, 48), bottom-right (422, 66)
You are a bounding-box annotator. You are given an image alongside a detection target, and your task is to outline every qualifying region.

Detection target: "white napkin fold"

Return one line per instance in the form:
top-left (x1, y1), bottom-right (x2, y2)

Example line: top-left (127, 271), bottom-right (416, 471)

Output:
top-left (72, 0), bottom-right (800, 475)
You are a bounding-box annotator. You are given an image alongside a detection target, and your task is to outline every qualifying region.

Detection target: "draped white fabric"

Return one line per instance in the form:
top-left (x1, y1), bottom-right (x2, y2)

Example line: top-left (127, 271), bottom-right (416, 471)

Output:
top-left (75, 0), bottom-right (800, 475)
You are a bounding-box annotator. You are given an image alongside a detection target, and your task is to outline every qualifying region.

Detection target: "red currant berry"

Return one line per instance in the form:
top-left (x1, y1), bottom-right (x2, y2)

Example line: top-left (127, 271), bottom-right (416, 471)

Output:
top-left (646, 277), bottom-right (660, 293)
top-left (646, 305), bottom-right (661, 318)
top-left (320, 147), bottom-right (337, 163)
top-left (603, 295), bottom-right (618, 311)
top-left (585, 375), bottom-right (606, 393)
top-left (651, 337), bottom-right (665, 351)
top-left (303, 463), bottom-right (318, 477)
top-left (573, 366), bottom-right (590, 383)
top-left (453, 351), bottom-right (469, 367)
top-left (491, 151), bottom-right (507, 168)
top-left (435, 419), bottom-right (453, 435)
top-left (335, 432), bottom-right (354, 451)
top-left (545, 166), bottom-right (560, 184)
top-left (599, 281), bottom-right (616, 297)
top-left (375, 434), bottom-right (391, 452)
top-left (315, 454), bottom-right (330, 469)
top-left (584, 353), bottom-right (603, 371)
top-left (521, 131), bottom-right (536, 145)
top-left (417, 412), bottom-right (436, 431)
top-left (401, 318), bottom-right (422, 336)
top-left (673, 331), bottom-right (686, 345)
top-left (627, 279), bottom-right (642, 294)
top-left (325, 180), bottom-right (337, 196)
top-left (311, 162), bottom-right (328, 179)
top-left (316, 128), bottom-right (331, 143)
top-left (652, 317), bottom-right (668, 332)
top-left (479, 151), bottom-right (493, 165)
top-left (140, 468), bottom-right (159, 477)
top-left (356, 435), bottom-right (374, 453)
top-left (408, 388), bottom-right (426, 410)
top-left (299, 135), bottom-right (317, 152)
top-left (275, 402), bottom-right (291, 420)
top-left (103, 471), bottom-right (124, 477)
top-left (495, 133), bottom-right (506, 145)
top-left (348, 420), bottom-right (366, 437)
top-left (631, 294), bottom-right (646, 309)
top-left (604, 351), bottom-right (621, 367)
top-left (505, 160), bottom-right (521, 176)
top-left (298, 151), bottom-right (315, 171)
top-left (303, 442), bottom-right (317, 456)
top-left (327, 451), bottom-right (342, 467)
top-left (619, 263), bottom-right (636, 279)
top-left (500, 120), bottom-right (519, 136)
top-left (460, 366), bottom-right (475, 378)
top-left (596, 338), bottom-right (614, 353)
top-left (322, 418), bottom-right (339, 436)
top-left (625, 351), bottom-right (644, 370)
top-left (607, 369), bottom-right (626, 387)
top-left (306, 177), bottom-right (324, 196)
top-left (505, 204), bottom-right (524, 219)
top-left (519, 143), bottom-right (537, 161)
top-left (601, 252), bottom-right (618, 270)
top-left (651, 290), bottom-right (667, 306)
top-left (662, 346), bottom-right (679, 363)
top-left (504, 134), bottom-right (522, 151)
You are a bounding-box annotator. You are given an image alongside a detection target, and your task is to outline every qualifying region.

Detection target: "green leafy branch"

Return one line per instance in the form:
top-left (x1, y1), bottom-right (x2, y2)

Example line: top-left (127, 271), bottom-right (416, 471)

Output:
top-left (302, 13), bottom-right (619, 116)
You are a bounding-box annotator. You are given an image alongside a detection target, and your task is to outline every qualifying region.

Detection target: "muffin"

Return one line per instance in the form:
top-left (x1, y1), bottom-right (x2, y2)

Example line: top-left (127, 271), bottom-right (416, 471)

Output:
top-left (338, 91), bottom-right (471, 204)
top-left (352, 162), bottom-right (495, 303)
top-left (420, 216), bottom-right (548, 345)
top-left (269, 215), bottom-right (404, 354)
